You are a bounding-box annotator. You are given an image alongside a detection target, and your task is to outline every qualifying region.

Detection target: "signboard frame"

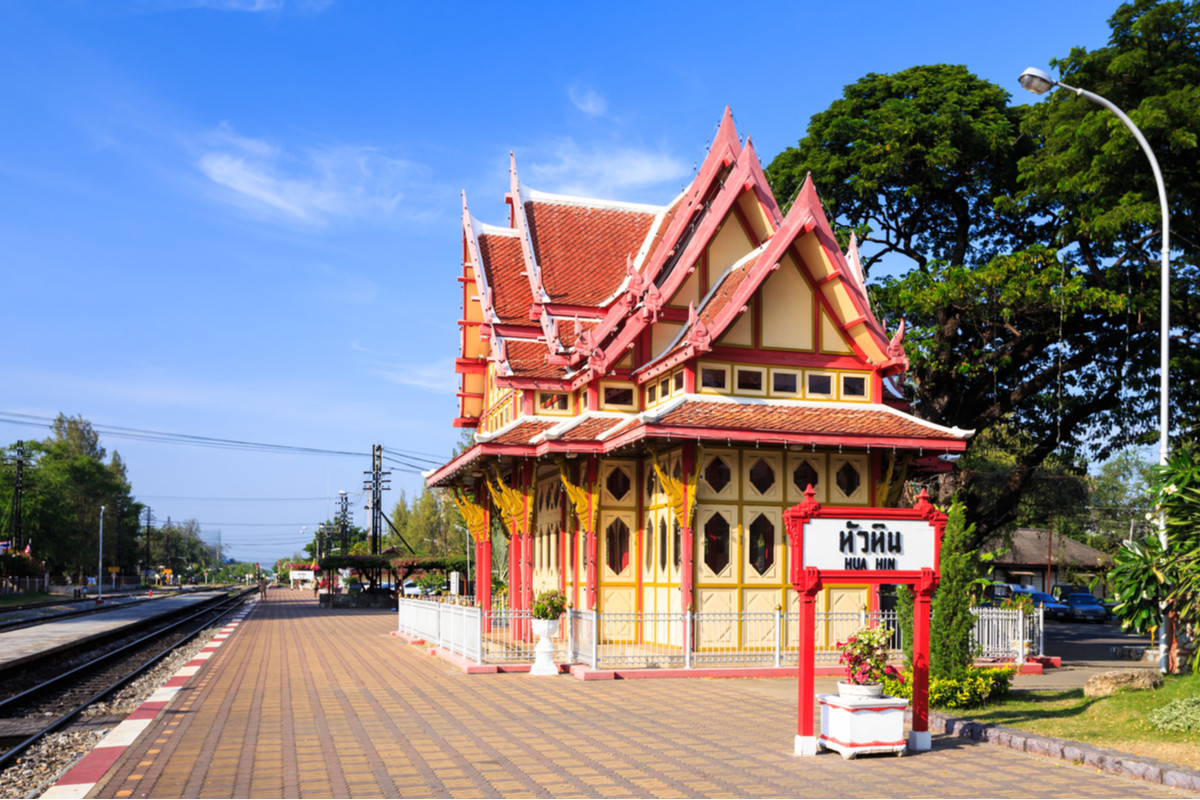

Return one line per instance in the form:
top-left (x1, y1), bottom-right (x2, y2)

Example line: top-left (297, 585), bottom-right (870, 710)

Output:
top-left (783, 487), bottom-right (946, 756)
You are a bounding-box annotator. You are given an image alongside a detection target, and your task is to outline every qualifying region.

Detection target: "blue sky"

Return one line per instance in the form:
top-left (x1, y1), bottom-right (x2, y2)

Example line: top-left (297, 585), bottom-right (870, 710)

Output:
top-left (1, 0), bottom-right (1115, 566)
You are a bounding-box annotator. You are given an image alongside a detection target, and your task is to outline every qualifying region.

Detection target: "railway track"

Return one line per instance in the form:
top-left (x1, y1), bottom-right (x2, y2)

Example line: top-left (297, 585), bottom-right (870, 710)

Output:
top-left (0, 587), bottom-right (255, 774)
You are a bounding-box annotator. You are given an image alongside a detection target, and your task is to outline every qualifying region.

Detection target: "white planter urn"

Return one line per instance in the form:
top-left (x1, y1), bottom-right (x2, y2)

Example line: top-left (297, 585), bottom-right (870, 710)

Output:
top-left (837, 681), bottom-right (884, 700)
top-left (819, 684), bottom-right (908, 759)
top-left (529, 617), bottom-right (560, 676)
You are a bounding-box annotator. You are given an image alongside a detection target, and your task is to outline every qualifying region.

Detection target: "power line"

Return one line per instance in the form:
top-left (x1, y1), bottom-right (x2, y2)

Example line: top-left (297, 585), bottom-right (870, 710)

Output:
top-left (0, 412), bottom-right (366, 458)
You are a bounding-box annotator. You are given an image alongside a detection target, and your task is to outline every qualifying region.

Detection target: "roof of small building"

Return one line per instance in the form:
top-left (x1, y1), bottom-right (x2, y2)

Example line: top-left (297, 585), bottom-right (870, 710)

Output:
top-left (982, 528), bottom-right (1113, 569)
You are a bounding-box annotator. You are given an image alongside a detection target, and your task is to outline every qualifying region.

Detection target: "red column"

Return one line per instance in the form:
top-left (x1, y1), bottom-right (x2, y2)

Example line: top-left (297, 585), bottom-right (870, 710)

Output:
top-left (585, 456), bottom-right (598, 610)
top-left (794, 567), bottom-right (822, 756)
top-left (909, 568), bottom-right (936, 751)
top-left (680, 443), bottom-right (695, 613)
top-left (521, 462), bottom-right (534, 640)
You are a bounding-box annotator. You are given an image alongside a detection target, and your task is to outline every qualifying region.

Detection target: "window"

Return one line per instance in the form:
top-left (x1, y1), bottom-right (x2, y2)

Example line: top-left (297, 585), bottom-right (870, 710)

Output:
top-left (842, 374), bottom-right (867, 399)
top-left (700, 367), bottom-right (728, 391)
top-left (602, 384), bottom-right (635, 408)
top-left (772, 371), bottom-right (798, 395)
top-left (673, 519), bottom-right (681, 569)
top-left (538, 392), bottom-right (569, 412)
top-left (704, 457), bottom-right (731, 493)
top-left (736, 368), bottom-right (764, 393)
top-left (749, 514), bottom-right (775, 576)
top-left (659, 517), bottom-right (668, 572)
top-left (645, 516), bottom-right (654, 571)
top-left (606, 467), bottom-right (631, 501)
top-left (605, 518), bottom-right (630, 574)
top-left (673, 371), bottom-right (685, 393)
top-left (749, 458), bottom-right (775, 495)
top-left (703, 514), bottom-right (730, 574)
top-left (836, 462), bottom-right (861, 498)
top-left (660, 378), bottom-right (671, 399)
top-left (646, 383), bottom-right (657, 404)
top-left (793, 461), bottom-right (819, 493)
top-left (806, 372), bottom-right (834, 397)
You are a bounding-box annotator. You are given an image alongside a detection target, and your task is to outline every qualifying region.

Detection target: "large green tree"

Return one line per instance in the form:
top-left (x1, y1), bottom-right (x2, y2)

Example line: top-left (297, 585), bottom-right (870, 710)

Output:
top-left (1, 415), bottom-right (142, 578)
top-left (766, 0), bottom-right (1199, 539)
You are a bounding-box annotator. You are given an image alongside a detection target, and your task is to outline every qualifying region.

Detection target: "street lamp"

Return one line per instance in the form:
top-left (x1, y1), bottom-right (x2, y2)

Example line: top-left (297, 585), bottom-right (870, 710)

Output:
top-left (1020, 66), bottom-right (1171, 672)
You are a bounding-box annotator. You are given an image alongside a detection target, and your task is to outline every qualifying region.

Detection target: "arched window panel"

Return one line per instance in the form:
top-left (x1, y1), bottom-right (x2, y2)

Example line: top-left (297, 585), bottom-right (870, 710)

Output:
top-left (603, 514), bottom-right (632, 578)
top-left (699, 450), bottom-right (737, 500)
top-left (786, 453), bottom-right (827, 504)
top-left (830, 455), bottom-right (869, 505)
top-left (744, 452), bottom-right (781, 501)
top-left (700, 508), bottom-right (734, 580)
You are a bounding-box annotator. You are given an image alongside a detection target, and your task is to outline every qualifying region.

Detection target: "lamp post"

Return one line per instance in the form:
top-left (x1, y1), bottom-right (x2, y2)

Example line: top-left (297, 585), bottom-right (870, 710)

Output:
top-left (98, 505), bottom-right (105, 604)
top-left (1020, 66), bottom-right (1171, 672)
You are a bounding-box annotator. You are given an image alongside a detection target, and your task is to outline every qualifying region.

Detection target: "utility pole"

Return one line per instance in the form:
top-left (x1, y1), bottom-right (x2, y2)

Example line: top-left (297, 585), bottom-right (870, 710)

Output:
top-left (143, 507), bottom-right (153, 581)
top-left (337, 492), bottom-right (351, 554)
top-left (362, 445), bottom-right (390, 555)
top-left (4, 441), bottom-right (29, 546)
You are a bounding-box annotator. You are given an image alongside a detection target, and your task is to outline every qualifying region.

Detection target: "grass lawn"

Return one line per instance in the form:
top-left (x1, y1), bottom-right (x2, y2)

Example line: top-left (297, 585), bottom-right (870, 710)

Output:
top-left (966, 672), bottom-right (1200, 770)
top-left (0, 591), bottom-right (57, 607)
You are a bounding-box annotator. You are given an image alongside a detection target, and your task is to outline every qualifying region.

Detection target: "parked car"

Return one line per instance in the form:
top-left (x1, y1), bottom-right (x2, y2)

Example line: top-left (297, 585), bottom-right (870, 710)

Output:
top-left (402, 580), bottom-right (421, 597)
top-left (1065, 592), bottom-right (1107, 623)
top-left (1014, 589), bottom-right (1071, 621)
top-left (1050, 584), bottom-right (1092, 604)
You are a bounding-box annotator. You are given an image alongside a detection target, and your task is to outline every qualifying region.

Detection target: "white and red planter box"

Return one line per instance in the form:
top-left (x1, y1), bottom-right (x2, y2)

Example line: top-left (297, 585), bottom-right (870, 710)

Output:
top-left (817, 691), bottom-right (908, 759)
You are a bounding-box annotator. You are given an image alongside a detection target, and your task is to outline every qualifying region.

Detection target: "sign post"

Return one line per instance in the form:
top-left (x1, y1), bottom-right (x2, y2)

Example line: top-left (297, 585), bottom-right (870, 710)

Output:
top-left (784, 487), bottom-right (946, 756)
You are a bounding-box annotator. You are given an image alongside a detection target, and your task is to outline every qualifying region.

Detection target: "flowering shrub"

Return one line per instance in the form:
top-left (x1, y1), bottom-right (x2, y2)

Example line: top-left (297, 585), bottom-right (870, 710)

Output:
top-left (837, 626), bottom-right (902, 685)
top-left (882, 667), bottom-right (1015, 709)
top-left (532, 590), bottom-right (568, 620)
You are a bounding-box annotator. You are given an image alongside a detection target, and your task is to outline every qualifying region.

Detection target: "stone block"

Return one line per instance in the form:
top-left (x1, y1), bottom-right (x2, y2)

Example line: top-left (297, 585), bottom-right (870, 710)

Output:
top-left (1083, 669), bottom-right (1163, 698)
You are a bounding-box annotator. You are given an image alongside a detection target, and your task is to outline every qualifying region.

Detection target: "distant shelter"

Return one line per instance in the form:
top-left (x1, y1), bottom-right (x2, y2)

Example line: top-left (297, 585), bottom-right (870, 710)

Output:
top-left (425, 109), bottom-right (972, 630)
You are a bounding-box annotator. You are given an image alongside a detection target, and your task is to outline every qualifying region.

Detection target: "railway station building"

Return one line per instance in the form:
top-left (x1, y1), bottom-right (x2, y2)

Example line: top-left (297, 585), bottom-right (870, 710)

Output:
top-left (425, 108), bottom-right (971, 638)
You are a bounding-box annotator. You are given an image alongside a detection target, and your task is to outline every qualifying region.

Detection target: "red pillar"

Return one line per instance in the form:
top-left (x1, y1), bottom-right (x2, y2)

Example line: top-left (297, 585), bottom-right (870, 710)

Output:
top-left (585, 456), bottom-right (598, 610)
top-left (680, 443), bottom-right (695, 613)
top-left (521, 462), bottom-right (534, 639)
top-left (909, 568), bottom-right (936, 751)
top-left (794, 567), bottom-right (822, 756)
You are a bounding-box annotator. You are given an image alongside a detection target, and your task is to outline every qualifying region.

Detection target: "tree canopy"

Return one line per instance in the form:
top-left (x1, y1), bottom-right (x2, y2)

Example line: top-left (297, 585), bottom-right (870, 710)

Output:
top-left (766, 0), bottom-right (1199, 538)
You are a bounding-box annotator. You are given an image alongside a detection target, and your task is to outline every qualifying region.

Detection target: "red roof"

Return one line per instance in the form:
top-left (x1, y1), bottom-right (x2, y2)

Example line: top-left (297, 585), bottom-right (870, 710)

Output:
top-left (488, 419), bottom-right (558, 445)
top-left (652, 399), bottom-right (965, 442)
top-left (505, 340), bottom-right (568, 380)
top-left (477, 232), bottom-right (529, 325)
top-left (527, 200), bottom-right (657, 306)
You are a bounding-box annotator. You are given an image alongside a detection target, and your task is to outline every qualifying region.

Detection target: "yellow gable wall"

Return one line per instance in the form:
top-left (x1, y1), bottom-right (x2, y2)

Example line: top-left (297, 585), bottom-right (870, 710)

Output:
top-left (669, 263), bottom-right (701, 309)
top-left (819, 309), bottom-right (853, 354)
top-left (706, 217), bottom-right (755, 292)
top-left (759, 253), bottom-right (814, 351)
top-left (735, 191), bottom-right (774, 244)
top-left (716, 301), bottom-right (753, 347)
top-left (652, 322), bottom-right (683, 358)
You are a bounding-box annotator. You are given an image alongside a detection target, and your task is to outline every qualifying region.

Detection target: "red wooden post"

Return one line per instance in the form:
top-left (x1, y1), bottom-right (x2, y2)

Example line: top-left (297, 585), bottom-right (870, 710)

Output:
top-left (795, 567), bottom-right (822, 756)
top-left (680, 443), bottom-right (695, 615)
top-left (585, 456), bottom-right (598, 610)
top-left (909, 567), bottom-right (936, 751)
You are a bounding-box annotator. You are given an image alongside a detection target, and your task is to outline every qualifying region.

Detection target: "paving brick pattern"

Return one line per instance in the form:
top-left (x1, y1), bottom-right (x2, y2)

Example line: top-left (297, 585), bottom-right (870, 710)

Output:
top-left (92, 592), bottom-right (1188, 799)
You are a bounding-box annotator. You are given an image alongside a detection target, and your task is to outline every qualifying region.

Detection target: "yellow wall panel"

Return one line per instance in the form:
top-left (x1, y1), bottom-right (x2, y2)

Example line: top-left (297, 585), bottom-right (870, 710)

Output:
top-left (760, 256), bottom-right (814, 351)
top-left (819, 309), bottom-right (853, 354)
top-left (706, 218), bottom-right (754, 292)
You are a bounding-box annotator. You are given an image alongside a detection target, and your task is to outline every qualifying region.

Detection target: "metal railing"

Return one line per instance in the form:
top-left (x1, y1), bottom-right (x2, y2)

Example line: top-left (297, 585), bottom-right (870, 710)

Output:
top-left (399, 600), bottom-right (1040, 669)
top-left (971, 605), bottom-right (1043, 659)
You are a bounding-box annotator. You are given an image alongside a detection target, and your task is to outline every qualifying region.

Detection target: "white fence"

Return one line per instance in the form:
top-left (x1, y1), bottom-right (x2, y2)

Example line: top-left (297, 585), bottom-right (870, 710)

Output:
top-left (398, 600), bottom-right (1039, 669)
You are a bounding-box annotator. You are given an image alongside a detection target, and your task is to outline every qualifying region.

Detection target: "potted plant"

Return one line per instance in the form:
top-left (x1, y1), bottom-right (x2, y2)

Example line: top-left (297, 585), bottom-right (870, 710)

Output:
top-left (820, 625), bottom-right (908, 758)
top-left (836, 625), bottom-right (901, 699)
top-left (529, 590), bottom-right (567, 676)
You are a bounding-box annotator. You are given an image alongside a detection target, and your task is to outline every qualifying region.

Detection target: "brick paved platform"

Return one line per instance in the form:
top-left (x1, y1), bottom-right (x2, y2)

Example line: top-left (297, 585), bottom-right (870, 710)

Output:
top-left (84, 590), bottom-right (1187, 799)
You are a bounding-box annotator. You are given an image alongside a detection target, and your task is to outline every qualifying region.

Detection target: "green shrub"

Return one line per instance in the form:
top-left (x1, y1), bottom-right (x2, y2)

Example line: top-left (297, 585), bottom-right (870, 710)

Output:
top-left (883, 667), bottom-right (1016, 709)
top-left (1148, 695), bottom-right (1200, 733)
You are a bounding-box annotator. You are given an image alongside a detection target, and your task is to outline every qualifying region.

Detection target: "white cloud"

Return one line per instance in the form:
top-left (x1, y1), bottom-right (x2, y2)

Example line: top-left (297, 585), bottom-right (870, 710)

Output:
top-left (525, 138), bottom-right (689, 201)
top-left (194, 124), bottom-right (432, 227)
top-left (370, 360), bottom-right (458, 393)
top-left (568, 86), bottom-right (607, 117)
